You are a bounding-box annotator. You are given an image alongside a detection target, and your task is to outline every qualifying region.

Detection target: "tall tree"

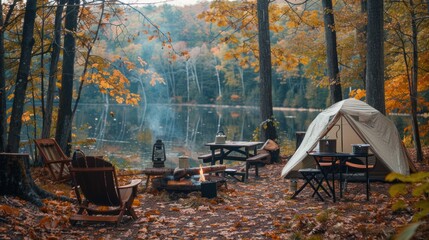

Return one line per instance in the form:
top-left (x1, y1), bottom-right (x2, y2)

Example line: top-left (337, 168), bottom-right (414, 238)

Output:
top-left (6, 0), bottom-right (37, 153)
top-left (0, 0), bottom-right (17, 152)
top-left (257, 0), bottom-right (277, 141)
top-left (408, 0), bottom-right (423, 162)
top-left (0, 0), bottom-right (6, 152)
top-left (41, 0), bottom-right (67, 140)
top-left (322, 0), bottom-right (342, 104)
top-left (366, 0), bottom-right (385, 114)
top-left (55, 0), bottom-right (80, 154)
top-left (358, 0), bottom-right (367, 87)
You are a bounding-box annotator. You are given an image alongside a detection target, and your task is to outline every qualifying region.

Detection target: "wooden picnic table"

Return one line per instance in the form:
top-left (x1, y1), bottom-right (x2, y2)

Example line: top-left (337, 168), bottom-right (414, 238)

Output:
top-left (204, 141), bottom-right (264, 165)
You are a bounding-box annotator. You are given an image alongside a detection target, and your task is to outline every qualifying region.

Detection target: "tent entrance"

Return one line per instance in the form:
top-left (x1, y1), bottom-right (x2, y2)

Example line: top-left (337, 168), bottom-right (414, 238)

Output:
top-left (314, 115), bottom-right (364, 153)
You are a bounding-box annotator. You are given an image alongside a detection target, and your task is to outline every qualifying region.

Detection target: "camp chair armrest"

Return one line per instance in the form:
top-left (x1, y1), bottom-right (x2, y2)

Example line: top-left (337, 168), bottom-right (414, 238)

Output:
top-left (345, 161), bottom-right (375, 169)
top-left (48, 158), bottom-right (71, 164)
top-left (118, 179), bottom-right (142, 189)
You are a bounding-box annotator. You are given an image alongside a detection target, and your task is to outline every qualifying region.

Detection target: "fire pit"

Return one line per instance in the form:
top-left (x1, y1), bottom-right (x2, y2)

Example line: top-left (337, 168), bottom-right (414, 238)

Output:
top-left (152, 175), bottom-right (225, 193)
top-left (151, 165), bottom-right (226, 197)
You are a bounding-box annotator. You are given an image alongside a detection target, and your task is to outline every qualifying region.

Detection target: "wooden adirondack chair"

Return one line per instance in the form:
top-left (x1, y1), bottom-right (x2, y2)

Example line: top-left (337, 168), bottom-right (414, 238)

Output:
top-left (34, 138), bottom-right (71, 182)
top-left (69, 154), bottom-right (142, 225)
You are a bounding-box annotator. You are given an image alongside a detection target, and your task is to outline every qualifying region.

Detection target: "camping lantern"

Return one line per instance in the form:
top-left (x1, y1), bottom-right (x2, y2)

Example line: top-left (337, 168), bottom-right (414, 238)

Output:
top-left (152, 139), bottom-right (166, 168)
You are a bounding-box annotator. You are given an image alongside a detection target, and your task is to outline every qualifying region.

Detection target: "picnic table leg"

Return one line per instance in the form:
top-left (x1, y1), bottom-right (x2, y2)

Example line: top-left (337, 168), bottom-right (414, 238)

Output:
top-left (366, 156), bottom-right (370, 201)
top-left (211, 149), bottom-right (216, 165)
top-left (331, 171), bottom-right (336, 202)
top-left (144, 174), bottom-right (151, 190)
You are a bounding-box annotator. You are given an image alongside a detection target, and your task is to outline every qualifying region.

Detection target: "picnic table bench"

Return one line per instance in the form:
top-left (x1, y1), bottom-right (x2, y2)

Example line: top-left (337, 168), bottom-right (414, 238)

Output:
top-left (245, 151), bottom-right (270, 179)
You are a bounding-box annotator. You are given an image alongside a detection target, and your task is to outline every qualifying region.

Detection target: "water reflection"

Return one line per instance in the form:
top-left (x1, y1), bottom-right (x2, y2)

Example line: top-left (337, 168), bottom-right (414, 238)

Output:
top-left (73, 104), bottom-right (314, 169)
top-left (74, 104), bottom-right (420, 170)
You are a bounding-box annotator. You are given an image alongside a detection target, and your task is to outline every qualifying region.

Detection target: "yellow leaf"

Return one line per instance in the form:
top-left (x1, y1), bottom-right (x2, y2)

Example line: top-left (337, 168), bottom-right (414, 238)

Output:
top-left (22, 111), bottom-right (32, 123)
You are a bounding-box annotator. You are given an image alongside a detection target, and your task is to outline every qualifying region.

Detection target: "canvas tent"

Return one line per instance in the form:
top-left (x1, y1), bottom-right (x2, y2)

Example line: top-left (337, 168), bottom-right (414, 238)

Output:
top-left (281, 98), bottom-right (411, 180)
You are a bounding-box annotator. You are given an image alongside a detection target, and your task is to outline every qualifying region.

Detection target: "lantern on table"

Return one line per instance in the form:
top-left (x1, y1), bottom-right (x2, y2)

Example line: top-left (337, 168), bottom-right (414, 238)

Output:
top-left (152, 139), bottom-right (166, 168)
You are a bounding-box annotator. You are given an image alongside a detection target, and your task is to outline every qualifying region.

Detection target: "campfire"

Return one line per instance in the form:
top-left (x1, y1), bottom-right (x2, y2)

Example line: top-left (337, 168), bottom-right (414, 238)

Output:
top-left (199, 164), bottom-right (206, 182)
top-left (152, 165), bottom-right (226, 195)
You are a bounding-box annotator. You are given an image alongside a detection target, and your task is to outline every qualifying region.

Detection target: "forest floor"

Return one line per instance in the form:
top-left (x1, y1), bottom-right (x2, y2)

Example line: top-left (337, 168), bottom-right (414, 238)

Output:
top-left (1, 148), bottom-right (429, 240)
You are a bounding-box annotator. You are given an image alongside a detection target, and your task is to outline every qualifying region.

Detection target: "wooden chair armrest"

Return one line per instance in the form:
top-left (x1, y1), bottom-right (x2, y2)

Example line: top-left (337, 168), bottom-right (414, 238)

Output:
top-left (48, 158), bottom-right (72, 164)
top-left (118, 179), bottom-right (142, 189)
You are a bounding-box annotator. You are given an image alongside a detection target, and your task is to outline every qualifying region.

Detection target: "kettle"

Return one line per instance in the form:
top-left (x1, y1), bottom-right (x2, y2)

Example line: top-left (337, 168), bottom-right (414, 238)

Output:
top-left (214, 131), bottom-right (226, 144)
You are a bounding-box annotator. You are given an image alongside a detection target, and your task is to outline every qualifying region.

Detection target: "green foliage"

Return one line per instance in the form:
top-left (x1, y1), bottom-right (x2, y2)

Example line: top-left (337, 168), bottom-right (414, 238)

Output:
top-left (252, 116), bottom-right (279, 141)
top-left (386, 171), bottom-right (429, 239)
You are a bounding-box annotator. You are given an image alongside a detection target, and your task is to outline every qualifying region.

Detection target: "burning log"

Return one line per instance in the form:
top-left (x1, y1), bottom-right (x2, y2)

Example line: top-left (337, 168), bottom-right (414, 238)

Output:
top-left (173, 165), bottom-right (226, 180)
top-left (119, 168), bottom-right (174, 177)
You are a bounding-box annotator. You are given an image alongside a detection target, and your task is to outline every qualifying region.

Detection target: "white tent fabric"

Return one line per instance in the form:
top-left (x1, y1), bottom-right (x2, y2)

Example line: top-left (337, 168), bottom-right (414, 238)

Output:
top-left (281, 98), bottom-right (410, 179)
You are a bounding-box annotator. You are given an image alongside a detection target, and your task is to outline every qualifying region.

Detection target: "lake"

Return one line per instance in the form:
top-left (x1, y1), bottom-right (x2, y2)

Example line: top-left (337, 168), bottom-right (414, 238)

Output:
top-left (53, 103), bottom-right (422, 169)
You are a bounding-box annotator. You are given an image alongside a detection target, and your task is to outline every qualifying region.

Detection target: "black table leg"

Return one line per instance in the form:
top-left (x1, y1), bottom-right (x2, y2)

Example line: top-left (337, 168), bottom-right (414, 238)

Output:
top-left (210, 149), bottom-right (216, 165)
top-left (366, 156), bottom-right (369, 201)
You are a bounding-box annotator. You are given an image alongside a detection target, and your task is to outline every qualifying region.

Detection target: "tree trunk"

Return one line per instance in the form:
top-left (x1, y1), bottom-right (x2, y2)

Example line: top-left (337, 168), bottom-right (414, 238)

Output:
top-left (0, 153), bottom-right (71, 206)
top-left (73, 2), bottom-right (105, 116)
top-left (55, 0), bottom-right (80, 155)
top-left (0, 1), bottom-right (18, 152)
top-left (366, 0), bottom-right (385, 114)
top-left (169, 63), bottom-right (175, 99)
top-left (42, 0), bottom-right (66, 140)
top-left (186, 60), bottom-right (190, 102)
top-left (192, 61), bottom-right (201, 94)
top-left (257, 0), bottom-right (277, 141)
top-left (0, 153), bottom-right (44, 206)
top-left (0, 0), bottom-right (6, 152)
top-left (322, 0), bottom-right (342, 104)
top-left (213, 55), bottom-right (222, 99)
top-left (0, 1), bottom-right (58, 206)
top-left (237, 65), bottom-right (245, 96)
top-left (6, 0), bottom-right (37, 153)
top-left (409, 0), bottom-right (423, 162)
top-left (358, 0), bottom-right (367, 87)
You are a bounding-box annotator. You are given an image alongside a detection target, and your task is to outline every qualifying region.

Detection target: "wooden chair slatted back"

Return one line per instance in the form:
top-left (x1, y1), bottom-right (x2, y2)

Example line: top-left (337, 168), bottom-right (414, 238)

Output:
top-left (71, 155), bottom-right (121, 206)
top-left (34, 139), bottom-right (68, 161)
top-left (34, 138), bottom-right (70, 181)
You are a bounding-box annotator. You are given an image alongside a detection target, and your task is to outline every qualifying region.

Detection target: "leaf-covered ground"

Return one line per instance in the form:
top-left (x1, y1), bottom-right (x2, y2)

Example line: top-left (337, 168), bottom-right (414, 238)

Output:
top-left (1, 149), bottom-right (428, 240)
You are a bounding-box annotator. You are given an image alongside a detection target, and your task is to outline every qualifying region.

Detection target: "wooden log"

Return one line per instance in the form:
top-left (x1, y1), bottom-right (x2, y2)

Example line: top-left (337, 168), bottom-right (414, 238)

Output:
top-left (140, 168), bottom-right (174, 176)
top-left (173, 165), bottom-right (226, 180)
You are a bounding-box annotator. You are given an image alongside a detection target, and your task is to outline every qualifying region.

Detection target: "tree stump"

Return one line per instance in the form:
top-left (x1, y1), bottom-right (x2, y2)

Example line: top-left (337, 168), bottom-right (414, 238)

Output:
top-left (0, 153), bottom-right (53, 206)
